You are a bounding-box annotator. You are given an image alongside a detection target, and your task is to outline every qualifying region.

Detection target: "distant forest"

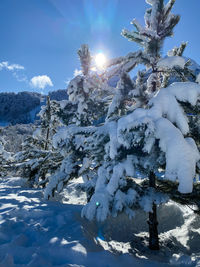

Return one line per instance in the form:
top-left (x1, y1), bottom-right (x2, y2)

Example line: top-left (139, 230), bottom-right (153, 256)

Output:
top-left (0, 89), bottom-right (68, 125)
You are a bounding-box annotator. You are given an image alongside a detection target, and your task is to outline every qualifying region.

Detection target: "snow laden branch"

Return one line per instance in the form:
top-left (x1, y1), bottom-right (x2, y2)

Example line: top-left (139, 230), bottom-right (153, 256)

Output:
top-left (157, 56), bottom-right (187, 71)
top-left (104, 50), bottom-right (151, 80)
top-left (118, 82), bottom-right (200, 193)
top-left (82, 81), bottom-right (200, 222)
top-left (102, 0), bottom-right (183, 94)
top-left (77, 44), bottom-right (92, 76)
top-left (44, 125), bottom-right (96, 199)
top-left (122, 0), bottom-right (180, 58)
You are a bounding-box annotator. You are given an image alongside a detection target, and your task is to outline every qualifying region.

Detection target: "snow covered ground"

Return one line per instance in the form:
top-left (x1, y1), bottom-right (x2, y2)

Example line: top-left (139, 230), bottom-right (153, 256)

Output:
top-left (0, 176), bottom-right (200, 267)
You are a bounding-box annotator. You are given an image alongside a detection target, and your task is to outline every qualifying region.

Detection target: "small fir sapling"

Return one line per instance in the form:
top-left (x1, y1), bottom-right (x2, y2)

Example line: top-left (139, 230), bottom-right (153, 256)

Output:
top-left (14, 98), bottom-right (63, 187)
top-left (38, 95), bottom-right (63, 150)
top-left (0, 135), bottom-right (13, 177)
top-left (15, 139), bottom-right (63, 187)
top-left (44, 44), bottom-right (112, 199)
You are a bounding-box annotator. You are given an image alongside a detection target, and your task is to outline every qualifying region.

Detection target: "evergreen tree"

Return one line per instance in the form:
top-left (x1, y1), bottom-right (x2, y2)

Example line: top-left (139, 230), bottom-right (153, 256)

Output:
top-left (45, 0), bottom-right (200, 251)
top-left (37, 96), bottom-right (63, 150)
top-left (0, 135), bottom-right (13, 177)
top-left (44, 44), bottom-right (111, 198)
top-left (14, 98), bottom-right (63, 187)
top-left (81, 0), bottom-right (200, 250)
top-left (67, 44), bottom-right (111, 126)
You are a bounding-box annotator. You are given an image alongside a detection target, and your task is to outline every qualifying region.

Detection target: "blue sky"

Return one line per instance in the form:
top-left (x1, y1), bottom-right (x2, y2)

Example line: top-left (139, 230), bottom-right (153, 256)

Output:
top-left (0, 0), bottom-right (200, 94)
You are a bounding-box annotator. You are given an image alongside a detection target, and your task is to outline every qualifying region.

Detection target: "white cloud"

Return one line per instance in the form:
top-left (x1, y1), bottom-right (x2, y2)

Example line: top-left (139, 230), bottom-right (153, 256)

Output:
top-left (0, 61), bottom-right (24, 71)
top-left (30, 75), bottom-right (53, 89)
top-left (0, 61), bottom-right (27, 83)
top-left (13, 72), bottom-right (28, 83)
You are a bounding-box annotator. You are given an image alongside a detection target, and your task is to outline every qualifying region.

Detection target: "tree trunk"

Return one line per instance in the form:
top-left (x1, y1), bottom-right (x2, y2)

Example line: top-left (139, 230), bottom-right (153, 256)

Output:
top-left (44, 127), bottom-right (50, 151)
top-left (44, 95), bottom-right (51, 151)
top-left (148, 171), bottom-right (159, 250)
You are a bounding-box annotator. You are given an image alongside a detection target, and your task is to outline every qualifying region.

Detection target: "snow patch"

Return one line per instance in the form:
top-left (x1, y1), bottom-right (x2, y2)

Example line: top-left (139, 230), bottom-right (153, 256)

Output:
top-left (157, 56), bottom-right (186, 70)
top-left (196, 73), bottom-right (200, 84)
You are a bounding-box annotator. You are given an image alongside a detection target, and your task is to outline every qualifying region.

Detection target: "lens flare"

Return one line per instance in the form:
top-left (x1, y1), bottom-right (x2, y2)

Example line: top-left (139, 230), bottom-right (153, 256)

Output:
top-left (95, 53), bottom-right (106, 69)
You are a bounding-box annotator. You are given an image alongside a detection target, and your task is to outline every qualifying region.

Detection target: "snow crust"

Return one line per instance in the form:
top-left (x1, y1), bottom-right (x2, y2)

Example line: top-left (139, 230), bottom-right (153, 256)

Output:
top-left (146, 0), bottom-right (159, 7)
top-left (1, 177), bottom-right (200, 266)
top-left (155, 118), bottom-right (199, 193)
top-left (196, 73), bottom-right (200, 84)
top-left (149, 88), bottom-right (189, 134)
top-left (157, 56), bottom-right (186, 70)
top-left (167, 81), bottom-right (200, 105)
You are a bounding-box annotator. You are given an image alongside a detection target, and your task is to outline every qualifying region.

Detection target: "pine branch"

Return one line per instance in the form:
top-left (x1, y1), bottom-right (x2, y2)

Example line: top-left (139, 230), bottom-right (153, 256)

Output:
top-left (160, 14), bottom-right (180, 38)
top-left (163, 0), bottom-right (176, 22)
top-left (121, 29), bottom-right (145, 46)
top-left (77, 44), bottom-right (92, 76)
top-left (177, 41), bottom-right (187, 56)
top-left (156, 178), bottom-right (200, 212)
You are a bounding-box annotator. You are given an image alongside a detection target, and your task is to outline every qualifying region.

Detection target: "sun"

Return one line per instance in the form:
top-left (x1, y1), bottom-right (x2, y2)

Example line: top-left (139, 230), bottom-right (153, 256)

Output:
top-left (95, 53), bottom-right (106, 69)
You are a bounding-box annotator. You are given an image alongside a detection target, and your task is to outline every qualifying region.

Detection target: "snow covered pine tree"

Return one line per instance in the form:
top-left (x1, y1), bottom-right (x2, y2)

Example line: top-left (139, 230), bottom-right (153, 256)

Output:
top-left (82, 0), bottom-right (200, 251)
top-left (44, 44), bottom-right (112, 199)
top-left (45, 0), bottom-right (200, 251)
